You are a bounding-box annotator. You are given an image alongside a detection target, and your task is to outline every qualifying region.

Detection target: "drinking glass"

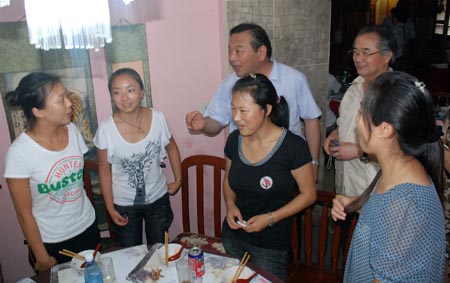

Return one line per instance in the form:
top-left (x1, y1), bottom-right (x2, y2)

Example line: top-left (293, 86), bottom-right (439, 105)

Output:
top-left (176, 258), bottom-right (192, 283)
top-left (100, 256), bottom-right (116, 283)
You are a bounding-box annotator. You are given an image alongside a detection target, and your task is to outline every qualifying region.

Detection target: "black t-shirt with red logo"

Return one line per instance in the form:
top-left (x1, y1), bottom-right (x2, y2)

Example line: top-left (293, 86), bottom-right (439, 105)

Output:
top-left (224, 128), bottom-right (311, 249)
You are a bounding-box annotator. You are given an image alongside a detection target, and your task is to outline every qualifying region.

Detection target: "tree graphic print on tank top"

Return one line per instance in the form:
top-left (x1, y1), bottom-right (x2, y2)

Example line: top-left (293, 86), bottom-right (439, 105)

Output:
top-left (120, 140), bottom-right (161, 204)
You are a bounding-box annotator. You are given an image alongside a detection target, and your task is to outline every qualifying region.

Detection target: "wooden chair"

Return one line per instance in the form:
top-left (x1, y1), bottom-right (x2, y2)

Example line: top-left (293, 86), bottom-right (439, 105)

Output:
top-left (83, 160), bottom-right (120, 250)
top-left (288, 190), bottom-right (358, 283)
top-left (172, 155), bottom-right (226, 253)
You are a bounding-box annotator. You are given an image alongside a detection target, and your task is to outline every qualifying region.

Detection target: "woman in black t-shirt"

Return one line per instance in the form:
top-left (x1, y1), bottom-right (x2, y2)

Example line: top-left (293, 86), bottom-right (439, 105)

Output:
top-left (222, 73), bottom-right (317, 281)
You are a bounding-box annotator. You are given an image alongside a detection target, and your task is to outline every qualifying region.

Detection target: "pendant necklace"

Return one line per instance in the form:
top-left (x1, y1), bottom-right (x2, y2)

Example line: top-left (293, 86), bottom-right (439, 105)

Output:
top-left (117, 107), bottom-right (144, 133)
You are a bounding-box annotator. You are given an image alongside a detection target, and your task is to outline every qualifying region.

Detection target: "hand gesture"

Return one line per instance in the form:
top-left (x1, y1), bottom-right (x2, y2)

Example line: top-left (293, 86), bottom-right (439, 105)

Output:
top-left (226, 204), bottom-right (244, 230)
top-left (331, 195), bottom-right (353, 221)
top-left (329, 141), bottom-right (361, 161)
top-left (109, 208), bottom-right (128, 226)
top-left (185, 111), bottom-right (206, 133)
top-left (324, 131), bottom-right (339, 155)
top-left (242, 214), bottom-right (270, 233)
top-left (167, 181), bottom-right (181, 195)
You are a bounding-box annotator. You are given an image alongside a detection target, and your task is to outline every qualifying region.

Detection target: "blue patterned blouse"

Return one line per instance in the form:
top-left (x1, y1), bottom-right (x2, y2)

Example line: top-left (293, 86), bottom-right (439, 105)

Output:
top-left (344, 183), bottom-right (445, 283)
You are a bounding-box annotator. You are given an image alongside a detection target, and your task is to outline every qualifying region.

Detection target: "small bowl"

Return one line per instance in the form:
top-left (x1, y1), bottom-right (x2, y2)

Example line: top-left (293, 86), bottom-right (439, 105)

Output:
top-left (70, 249), bottom-right (101, 270)
top-left (157, 243), bottom-right (186, 266)
top-left (222, 266), bottom-right (255, 283)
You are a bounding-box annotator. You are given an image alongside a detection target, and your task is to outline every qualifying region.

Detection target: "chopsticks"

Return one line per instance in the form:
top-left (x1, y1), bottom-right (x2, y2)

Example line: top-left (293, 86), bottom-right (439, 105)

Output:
top-left (58, 249), bottom-right (85, 261)
top-left (232, 252), bottom-right (251, 283)
top-left (164, 231), bottom-right (169, 267)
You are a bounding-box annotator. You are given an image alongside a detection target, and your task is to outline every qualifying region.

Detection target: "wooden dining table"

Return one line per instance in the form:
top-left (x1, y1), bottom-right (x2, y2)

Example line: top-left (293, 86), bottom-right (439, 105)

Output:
top-left (31, 238), bottom-right (283, 283)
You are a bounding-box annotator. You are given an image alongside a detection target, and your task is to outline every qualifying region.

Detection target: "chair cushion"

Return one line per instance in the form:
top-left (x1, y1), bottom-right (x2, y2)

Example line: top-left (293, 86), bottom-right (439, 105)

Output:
top-left (172, 232), bottom-right (225, 254)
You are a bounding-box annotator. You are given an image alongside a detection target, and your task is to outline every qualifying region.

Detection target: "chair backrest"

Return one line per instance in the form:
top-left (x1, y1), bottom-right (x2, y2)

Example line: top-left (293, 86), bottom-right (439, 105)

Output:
top-left (181, 155), bottom-right (226, 238)
top-left (301, 190), bottom-right (358, 272)
top-left (83, 159), bottom-right (117, 240)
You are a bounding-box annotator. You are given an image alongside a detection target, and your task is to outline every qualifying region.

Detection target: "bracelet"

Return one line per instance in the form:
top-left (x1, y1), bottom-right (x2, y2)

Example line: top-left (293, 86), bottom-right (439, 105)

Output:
top-left (268, 211), bottom-right (275, 227)
top-left (175, 178), bottom-right (182, 183)
top-left (311, 160), bottom-right (319, 166)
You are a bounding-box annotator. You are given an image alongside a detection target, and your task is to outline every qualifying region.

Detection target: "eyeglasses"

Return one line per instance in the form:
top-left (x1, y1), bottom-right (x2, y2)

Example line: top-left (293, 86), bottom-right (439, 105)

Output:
top-left (348, 49), bottom-right (388, 58)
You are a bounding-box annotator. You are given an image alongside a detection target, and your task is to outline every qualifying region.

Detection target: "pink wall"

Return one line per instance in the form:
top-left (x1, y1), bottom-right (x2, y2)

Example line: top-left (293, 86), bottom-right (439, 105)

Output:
top-left (0, 0), bottom-right (227, 281)
top-left (145, 1), bottom-right (228, 240)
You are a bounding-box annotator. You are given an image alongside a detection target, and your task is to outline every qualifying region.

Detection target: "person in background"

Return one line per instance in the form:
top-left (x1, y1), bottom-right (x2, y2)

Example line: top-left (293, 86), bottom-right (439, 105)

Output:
top-left (326, 73), bottom-right (342, 133)
top-left (437, 109), bottom-right (450, 269)
top-left (4, 72), bottom-right (99, 271)
top-left (324, 25), bottom-right (395, 197)
top-left (385, 5), bottom-right (411, 70)
top-left (186, 22), bottom-right (322, 181)
top-left (222, 73), bottom-right (317, 281)
top-left (382, 0), bottom-right (415, 43)
top-left (331, 71), bottom-right (446, 282)
top-left (436, 109), bottom-right (450, 172)
top-left (94, 68), bottom-right (182, 247)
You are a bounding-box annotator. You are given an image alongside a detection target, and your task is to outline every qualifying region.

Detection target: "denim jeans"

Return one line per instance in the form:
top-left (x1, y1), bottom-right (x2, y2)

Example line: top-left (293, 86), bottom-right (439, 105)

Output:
top-left (222, 224), bottom-right (289, 282)
top-left (113, 193), bottom-right (173, 247)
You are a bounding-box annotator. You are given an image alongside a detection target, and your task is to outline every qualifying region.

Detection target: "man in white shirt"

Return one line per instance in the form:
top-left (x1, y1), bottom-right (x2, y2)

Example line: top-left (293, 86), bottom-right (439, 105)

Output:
top-left (185, 23), bottom-right (322, 180)
top-left (324, 25), bottom-right (395, 196)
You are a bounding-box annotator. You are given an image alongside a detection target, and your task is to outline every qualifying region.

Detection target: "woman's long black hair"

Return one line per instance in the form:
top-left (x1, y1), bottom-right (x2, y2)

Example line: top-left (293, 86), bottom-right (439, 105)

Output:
top-left (346, 71), bottom-right (444, 213)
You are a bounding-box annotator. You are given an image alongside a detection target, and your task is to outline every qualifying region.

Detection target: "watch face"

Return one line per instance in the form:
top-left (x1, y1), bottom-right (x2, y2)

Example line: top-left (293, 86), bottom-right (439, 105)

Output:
top-left (360, 153), bottom-right (369, 163)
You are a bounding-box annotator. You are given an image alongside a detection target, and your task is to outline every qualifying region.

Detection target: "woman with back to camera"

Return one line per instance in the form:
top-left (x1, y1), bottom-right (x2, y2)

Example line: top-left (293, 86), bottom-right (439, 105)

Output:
top-left (4, 72), bottom-right (99, 272)
top-left (94, 68), bottom-right (182, 247)
top-left (331, 71), bottom-right (446, 282)
top-left (222, 73), bottom-right (316, 281)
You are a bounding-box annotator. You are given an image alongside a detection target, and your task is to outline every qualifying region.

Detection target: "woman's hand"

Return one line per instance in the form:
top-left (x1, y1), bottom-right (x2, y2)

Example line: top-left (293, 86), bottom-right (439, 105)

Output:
top-left (242, 214), bottom-right (270, 233)
top-left (331, 195), bottom-right (353, 221)
top-left (226, 203), bottom-right (244, 230)
top-left (34, 255), bottom-right (57, 272)
top-left (109, 209), bottom-right (128, 226)
top-left (167, 180), bottom-right (181, 195)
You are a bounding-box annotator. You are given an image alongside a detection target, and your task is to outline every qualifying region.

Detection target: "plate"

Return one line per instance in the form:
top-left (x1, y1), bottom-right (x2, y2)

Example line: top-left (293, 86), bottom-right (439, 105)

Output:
top-left (70, 249), bottom-right (101, 271)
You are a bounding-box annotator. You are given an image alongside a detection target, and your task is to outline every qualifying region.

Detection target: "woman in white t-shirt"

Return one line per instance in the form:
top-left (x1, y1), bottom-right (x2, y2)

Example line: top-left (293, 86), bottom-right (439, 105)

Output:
top-left (4, 72), bottom-right (99, 272)
top-left (94, 68), bottom-right (182, 247)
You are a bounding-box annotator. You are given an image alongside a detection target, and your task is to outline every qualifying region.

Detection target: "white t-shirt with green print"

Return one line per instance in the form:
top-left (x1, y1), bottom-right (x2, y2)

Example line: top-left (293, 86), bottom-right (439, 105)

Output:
top-left (4, 123), bottom-right (95, 243)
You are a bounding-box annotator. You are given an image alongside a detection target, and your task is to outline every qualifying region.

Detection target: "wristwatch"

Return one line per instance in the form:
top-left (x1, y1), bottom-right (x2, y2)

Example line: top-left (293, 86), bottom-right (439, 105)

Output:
top-left (311, 160), bottom-right (319, 166)
top-left (360, 152), bottom-right (369, 163)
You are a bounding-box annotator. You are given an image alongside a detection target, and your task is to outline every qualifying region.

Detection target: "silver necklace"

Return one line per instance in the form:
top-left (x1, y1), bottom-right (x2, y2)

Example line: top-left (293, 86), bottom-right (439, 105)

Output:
top-left (117, 107), bottom-right (144, 133)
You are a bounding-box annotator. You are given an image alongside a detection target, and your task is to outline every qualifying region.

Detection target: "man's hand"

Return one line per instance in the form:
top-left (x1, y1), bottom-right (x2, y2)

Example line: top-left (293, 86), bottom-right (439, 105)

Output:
top-left (329, 141), bottom-right (362, 161)
top-left (324, 129), bottom-right (339, 155)
top-left (185, 111), bottom-right (207, 134)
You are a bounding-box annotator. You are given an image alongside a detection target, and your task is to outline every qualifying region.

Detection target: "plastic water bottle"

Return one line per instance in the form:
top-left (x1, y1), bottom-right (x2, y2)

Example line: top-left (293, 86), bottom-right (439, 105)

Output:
top-left (84, 253), bottom-right (103, 283)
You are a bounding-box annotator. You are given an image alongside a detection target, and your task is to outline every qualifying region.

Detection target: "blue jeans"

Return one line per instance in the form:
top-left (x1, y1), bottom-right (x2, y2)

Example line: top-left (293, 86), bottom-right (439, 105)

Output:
top-left (113, 193), bottom-right (173, 247)
top-left (222, 224), bottom-right (289, 282)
